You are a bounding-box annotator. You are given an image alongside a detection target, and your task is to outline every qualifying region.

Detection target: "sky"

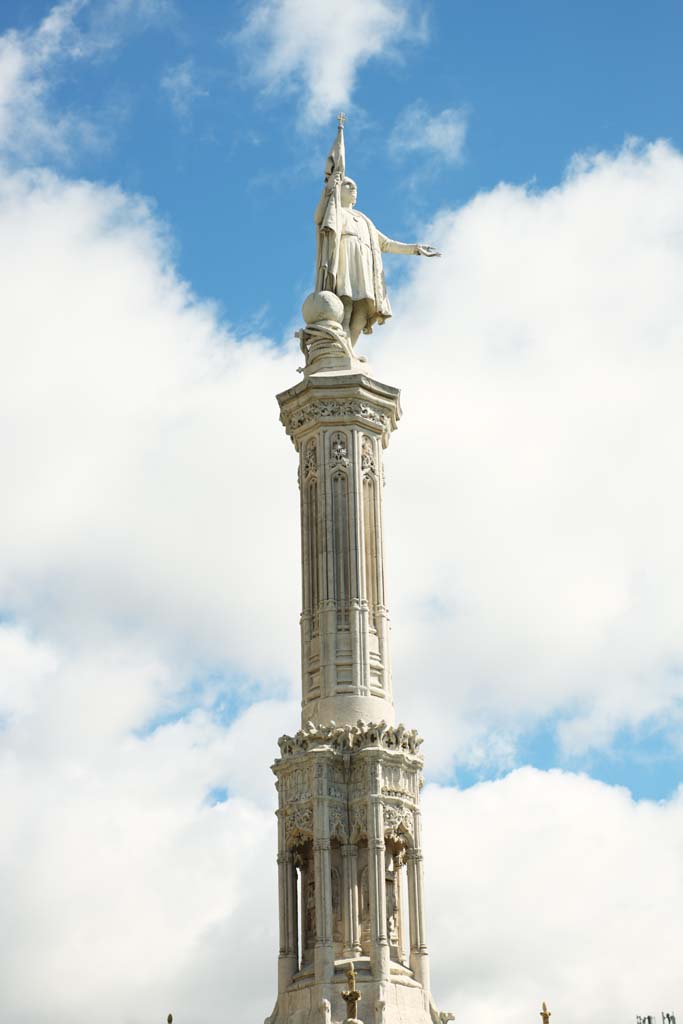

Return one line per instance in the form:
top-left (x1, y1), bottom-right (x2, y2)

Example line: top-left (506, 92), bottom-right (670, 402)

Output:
top-left (0, 1), bottom-right (682, 1022)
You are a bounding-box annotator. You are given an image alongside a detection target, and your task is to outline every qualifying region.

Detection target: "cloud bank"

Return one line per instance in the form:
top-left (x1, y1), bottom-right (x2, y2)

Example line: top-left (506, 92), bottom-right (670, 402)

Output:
top-left (372, 139), bottom-right (683, 773)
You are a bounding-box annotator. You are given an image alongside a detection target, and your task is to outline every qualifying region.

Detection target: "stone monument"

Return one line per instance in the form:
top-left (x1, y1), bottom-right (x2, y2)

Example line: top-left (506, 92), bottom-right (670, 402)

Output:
top-left (268, 116), bottom-right (447, 1024)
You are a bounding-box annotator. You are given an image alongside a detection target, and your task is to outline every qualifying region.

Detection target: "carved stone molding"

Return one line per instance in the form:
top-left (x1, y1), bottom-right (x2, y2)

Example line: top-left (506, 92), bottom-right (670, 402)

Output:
top-left (281, 398), bottom-right (389, 434)
top-left (277, 719), bottom-right (423, 758)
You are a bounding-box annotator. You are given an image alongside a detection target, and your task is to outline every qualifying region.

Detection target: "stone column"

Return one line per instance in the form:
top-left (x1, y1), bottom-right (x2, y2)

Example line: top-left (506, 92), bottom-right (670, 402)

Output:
top-left (407, 845), bottom-right (430, 994)
top-left (286, 853), bottom-right (299, 970)
top-left (277, 373), bottom-right (402, 728)
top-left (341, 843), bottom-right (361, 957)
top-left (313, 759), bottom-right (334, 983)
top-left (277, 810), bottom-right (298, 991)
top-left (367, 760), bottom-right (390, 983)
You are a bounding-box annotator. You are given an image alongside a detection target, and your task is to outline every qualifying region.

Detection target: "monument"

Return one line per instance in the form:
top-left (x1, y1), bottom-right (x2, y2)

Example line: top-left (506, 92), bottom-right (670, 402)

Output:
top-left (268, 116), bottom-right (447, 1024)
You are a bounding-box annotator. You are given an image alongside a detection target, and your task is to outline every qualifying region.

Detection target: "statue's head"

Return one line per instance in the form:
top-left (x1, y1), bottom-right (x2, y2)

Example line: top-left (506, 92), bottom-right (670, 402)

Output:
top-left (340, 177), bottom-right (358, 208)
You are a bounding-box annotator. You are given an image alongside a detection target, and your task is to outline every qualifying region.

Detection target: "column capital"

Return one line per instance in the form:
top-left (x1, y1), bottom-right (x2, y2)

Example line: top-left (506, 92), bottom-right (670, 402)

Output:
top-left (277, 373), bottom-right (402, 452)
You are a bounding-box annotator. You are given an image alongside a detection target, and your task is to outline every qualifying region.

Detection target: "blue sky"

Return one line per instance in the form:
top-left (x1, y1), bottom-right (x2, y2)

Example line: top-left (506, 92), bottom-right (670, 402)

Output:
top-left (1, 4), bottom-right (682, 1020)
top-left (3, 0), bottom-right (681, 336)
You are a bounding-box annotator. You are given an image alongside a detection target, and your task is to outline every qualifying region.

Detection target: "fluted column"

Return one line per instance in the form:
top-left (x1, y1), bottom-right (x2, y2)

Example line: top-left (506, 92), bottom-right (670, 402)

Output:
top-left (313, 759), bottom-right (334, 983)
top-left (277, 807), bottom-right (298, 990)
top-left (407, 846), bottom-right (430, 994)
top-left (367, 759), bottom-right (390, 983)
top-left (277, 373), bottom-right (402, 728)
top-left (341, 843), bottom-right (361, 957)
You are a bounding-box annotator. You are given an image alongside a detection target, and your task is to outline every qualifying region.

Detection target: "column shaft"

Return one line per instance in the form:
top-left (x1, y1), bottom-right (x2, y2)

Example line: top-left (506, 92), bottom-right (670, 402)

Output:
top-left (407, 849), bottom-right (430, 994)
top-left (367, 761), bottom-right (389, 982)
top-left (341, 843), bottom-right (361, 957)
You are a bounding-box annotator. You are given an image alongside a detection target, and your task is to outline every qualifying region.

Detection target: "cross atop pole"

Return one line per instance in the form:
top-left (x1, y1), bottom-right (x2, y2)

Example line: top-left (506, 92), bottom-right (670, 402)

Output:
top-left (337, 111), bottom-right (347, 129)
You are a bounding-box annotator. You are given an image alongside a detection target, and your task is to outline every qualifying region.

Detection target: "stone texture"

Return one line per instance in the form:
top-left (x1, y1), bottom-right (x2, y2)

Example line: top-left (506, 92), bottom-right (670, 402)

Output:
top-left (267, 369), bottom-right (448, 1024)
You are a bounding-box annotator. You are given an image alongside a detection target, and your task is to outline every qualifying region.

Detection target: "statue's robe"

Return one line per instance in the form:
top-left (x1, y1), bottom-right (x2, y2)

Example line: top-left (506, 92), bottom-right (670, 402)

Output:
top-left (315, 185), bottom-right (417, 334)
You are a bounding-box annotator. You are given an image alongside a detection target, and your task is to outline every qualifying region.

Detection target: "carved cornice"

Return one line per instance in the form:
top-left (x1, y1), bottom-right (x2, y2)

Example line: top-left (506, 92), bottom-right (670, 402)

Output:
top-left (276, 374), bottom-right (401, 449)
top-left (276, 719), bottom-right (423, 759)
top-left (282, 397), bottom-right (389, 434)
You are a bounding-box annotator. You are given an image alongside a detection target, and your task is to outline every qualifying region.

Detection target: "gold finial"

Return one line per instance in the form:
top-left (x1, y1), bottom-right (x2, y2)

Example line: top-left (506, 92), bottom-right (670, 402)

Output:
top-left (540, 1002), bottom-right (551, 1024)
top-left (337, 111), bottom-right (347, 129)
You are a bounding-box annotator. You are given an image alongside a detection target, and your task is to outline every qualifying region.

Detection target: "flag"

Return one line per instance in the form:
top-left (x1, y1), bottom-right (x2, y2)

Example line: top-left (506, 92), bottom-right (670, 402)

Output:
top-left (324, 121), bottom-right (346, 183)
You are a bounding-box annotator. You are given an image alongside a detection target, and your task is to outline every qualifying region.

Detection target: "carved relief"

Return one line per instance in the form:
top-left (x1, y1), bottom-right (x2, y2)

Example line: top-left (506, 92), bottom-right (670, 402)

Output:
top-left (285, 806), bottom-right (314, 845)
top-left (328, 763), bottom-right (346, 800)
top-left (361, 434), bottom-right (375, 475)
top-left (280, 766), bottom-right (312, 805)
top-left (350, 804), bottom-right (368, 840)
top-left (329, 804), bottom-right (348, 843)
top-left (383, 803), bottom-right (414, 842)
top-left (303, 437), bottom-right (318, 479)
top-left (283, 399), bottom-right (389, 433)
top-left (330, 431), bottom-right (349, 468)
top-left (381, 764), bottom-right (416, 799)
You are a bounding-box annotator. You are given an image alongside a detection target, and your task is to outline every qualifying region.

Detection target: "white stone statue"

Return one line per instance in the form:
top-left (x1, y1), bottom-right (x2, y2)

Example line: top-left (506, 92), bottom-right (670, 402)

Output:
top-left (313, 114), bottom-right (440, 346)
top-left (320, 998), bottom-right (332, 1024)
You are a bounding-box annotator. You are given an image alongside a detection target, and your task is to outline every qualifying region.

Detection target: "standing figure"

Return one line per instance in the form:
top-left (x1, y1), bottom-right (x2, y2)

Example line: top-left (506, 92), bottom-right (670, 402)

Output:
top-left (314, 115), bottom-right (440, 346)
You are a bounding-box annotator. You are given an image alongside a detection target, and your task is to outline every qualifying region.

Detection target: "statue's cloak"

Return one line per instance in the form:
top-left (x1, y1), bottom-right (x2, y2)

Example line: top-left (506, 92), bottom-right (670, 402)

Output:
top-left (315, 193), bottom-right (392, 333)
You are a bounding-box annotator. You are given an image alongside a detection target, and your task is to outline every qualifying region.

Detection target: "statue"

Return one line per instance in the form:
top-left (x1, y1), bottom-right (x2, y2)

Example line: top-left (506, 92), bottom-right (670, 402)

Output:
top-left (313, 113), bottom-right (441, 346)
top-left (320, 999), bottom-right (332, 1024)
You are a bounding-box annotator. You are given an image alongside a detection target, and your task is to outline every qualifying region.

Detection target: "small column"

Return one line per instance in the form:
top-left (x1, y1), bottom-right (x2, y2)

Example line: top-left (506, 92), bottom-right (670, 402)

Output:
top-left (314, 837), bottom-right (334, 982)
top-left (367, 760), bottom-right (390, 983)
top-left (314, 758), bottom-right (334, 983)
top-left (286, 853), bottom-right (299, 969)
top-left (341, 843), bottom-right (362, 957)
top-left (407, 848), bottom-right (430, 994)
top-left (277, 810), bottom-right (298, 991)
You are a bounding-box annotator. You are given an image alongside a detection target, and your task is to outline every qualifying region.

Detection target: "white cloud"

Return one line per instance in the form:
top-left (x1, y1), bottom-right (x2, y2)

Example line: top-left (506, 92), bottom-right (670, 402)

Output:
top-left (237, 0), bottom-right (426, 127)
top-left (0, 164), bottom-right (301, 690)
top-left (0, 0), bottom-right (173, 161)
top-left (370, 138), bottom-right (683, 770)
top-left (161, 58), bottom-right (208, 120)
top-left (389, 99), bottom-right (468, 165)
top-left (424, 770), bottom-right (683, 1024)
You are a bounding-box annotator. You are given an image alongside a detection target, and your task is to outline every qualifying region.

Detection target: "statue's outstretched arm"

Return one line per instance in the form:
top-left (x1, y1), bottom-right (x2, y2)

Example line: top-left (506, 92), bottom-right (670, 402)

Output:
top-left (378, 231), bottom-right (441, 257)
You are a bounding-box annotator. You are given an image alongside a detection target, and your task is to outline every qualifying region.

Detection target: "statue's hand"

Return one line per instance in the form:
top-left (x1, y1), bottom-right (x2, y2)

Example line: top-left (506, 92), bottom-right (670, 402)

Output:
top-left (416, 244), bottom-right (441, 257)
top-left (325, 171), bottom-right (343, 195)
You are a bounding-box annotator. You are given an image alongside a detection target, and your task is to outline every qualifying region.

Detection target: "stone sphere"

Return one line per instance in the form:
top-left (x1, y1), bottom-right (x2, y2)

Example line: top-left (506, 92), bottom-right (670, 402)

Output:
top-left (302, 290), bottom-right (344, 325)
